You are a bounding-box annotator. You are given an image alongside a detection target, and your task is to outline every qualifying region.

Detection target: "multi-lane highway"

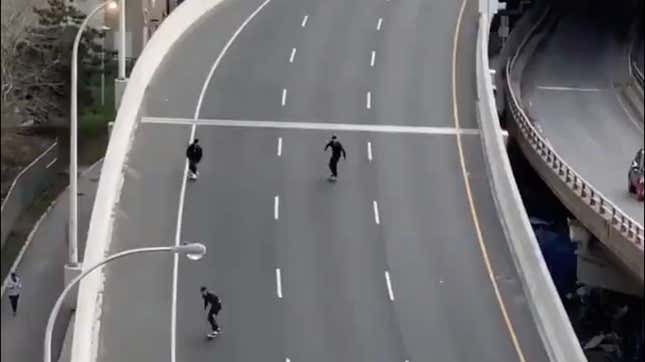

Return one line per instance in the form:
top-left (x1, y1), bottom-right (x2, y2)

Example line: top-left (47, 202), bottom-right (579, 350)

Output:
top-left (521, 10), bottom-right (644, 225)
top-left (94, 0), bottom-right (549, 360)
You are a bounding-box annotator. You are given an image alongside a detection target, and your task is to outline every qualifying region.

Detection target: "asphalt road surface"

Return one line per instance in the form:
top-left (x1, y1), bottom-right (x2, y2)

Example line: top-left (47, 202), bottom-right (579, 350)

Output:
top-left (522, 11), bottom-right (645, 225)
top-left (95, 0), bottom-right (550, 361)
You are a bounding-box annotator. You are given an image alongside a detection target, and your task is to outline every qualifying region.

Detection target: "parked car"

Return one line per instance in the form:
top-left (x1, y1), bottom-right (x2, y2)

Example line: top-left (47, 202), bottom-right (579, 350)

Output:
top-left (628, 148), bottom-right (644, 201)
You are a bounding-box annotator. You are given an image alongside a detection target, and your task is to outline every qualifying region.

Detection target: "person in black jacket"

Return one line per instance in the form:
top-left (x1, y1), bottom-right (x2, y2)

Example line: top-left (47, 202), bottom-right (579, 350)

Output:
top-left (186, 139), bottom-right (203, 180)
top-left (201, 286), bottom-right (222, 337)
top-left (324, 135), bottom-right (347, 181)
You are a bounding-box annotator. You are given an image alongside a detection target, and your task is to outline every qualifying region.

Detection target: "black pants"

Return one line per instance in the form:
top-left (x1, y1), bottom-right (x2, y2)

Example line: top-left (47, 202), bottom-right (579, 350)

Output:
top-left (9, 295), bottom-right (19, 315)
top-left (207, 310), bottom-right (219, 332)
top-left (329, 157), bottom-right (340, 177)
top-left (189, 160), bottom-right (198, 175)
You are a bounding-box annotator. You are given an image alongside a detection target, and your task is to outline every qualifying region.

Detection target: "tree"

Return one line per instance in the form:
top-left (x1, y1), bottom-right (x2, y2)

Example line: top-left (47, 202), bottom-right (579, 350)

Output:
top-left (1, 0), bottom-right (107, 128)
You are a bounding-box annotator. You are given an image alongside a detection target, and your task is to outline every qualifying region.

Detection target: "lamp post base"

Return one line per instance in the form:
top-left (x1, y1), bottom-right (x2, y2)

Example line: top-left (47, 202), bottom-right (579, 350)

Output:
top-left (63, 263), bottom-right (82, 311)
top-left (114, 78), bottom-right (129, 111)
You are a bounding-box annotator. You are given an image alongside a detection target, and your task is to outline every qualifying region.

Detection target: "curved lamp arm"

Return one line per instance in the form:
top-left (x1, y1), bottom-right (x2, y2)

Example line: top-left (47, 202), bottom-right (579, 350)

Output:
top-left (44, 243), bottom-right (205, 362)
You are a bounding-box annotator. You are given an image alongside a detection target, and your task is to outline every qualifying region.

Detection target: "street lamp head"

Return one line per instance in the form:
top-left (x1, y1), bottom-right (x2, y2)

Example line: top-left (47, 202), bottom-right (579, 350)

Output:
top-left (107, 1), bottom-right (118, 11)
top-left (174, 242), bottom-right (207, 260)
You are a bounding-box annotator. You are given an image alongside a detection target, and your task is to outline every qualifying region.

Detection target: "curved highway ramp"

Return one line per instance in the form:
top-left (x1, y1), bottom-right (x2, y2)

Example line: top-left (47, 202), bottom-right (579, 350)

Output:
top-left (522, 10), bottom-right (644, 225)
top-left (90, 0), bottom-right (551, 361)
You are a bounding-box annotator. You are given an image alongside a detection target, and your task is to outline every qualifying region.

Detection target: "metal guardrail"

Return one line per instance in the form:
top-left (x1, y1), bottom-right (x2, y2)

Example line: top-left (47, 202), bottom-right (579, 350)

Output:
top-left (505, 62), bottom-right (645, 251)
top-left (1, 142), bottom-right (58, 248)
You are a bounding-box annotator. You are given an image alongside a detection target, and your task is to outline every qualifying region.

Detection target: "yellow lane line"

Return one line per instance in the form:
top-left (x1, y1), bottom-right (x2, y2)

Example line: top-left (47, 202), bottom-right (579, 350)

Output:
top-left (451, 1), bottom-right (527, 361)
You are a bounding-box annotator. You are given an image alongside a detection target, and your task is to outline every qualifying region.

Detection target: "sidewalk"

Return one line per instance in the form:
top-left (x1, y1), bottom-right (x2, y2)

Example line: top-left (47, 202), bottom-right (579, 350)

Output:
top-left (1, 161), bottom-right (102, 362)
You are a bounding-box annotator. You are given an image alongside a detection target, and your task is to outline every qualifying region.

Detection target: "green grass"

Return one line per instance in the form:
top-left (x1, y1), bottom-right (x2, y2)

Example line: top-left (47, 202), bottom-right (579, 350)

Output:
top-left (79, 78), bottom-right (116, 138)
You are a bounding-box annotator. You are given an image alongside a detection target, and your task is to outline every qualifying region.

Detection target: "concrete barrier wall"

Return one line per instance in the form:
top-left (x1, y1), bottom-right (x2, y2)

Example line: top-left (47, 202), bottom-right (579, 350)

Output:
top-left (475, 2), bottom-right (587, 361)
top-left (505, 9), bottom-right (645, 283)
top-left (70, 1), bottom-right (231, 361)
top-left (1, 142), bottom-right (58, 248)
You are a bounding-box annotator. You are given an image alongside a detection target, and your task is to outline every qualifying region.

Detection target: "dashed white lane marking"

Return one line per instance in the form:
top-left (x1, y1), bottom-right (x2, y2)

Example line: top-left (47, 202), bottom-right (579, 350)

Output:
top-left (370, 50), bottom-right (376, 67)
top-left (274, 195), bottom-right (280, 220)
top-left (301, 15), bottom-right (309, 27)
top-left (537, 86), bottom-right (604, 92)
top-left (373, 200), bottom-right (380, 224)
top-left (142, 117), bottom-right (482, 135)
top-left (289, 48), bottom-right (297, 63)
top-left (281, 88), bottom-right (288, 106)
top-left (385, 271), bottom-right (395, 301)
top-left (367, 142), bottom-right (373, 161)
top-left (366, 91), bottom-right (372, 109)
top-left (377, 17), bottom-right (383, 31)
top-left (46, 158), bottom-right (58, 169)
top-left (276, 268), bottom-right (283, 298)
top-left (277, 137), bottom-right (283, 156)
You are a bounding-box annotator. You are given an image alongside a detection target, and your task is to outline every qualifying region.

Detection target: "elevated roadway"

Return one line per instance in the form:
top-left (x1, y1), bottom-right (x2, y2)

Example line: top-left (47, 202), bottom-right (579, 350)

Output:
top-left (521, 12), bottom-right (644, 225)
top-left (84, 0), bottom-right (552, 361)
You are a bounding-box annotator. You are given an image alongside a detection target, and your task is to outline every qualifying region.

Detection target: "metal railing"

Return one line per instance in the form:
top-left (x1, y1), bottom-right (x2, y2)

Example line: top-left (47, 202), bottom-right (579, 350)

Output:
top-left (1, 142), bottom-right (58, 248)
top-left (505, 62), bottom-right (644, 250)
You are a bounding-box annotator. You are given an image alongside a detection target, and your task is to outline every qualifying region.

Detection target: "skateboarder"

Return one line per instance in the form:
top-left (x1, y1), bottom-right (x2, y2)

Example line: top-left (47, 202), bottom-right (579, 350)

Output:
top-left (324, 135), bottom-right (346, 181)
top-left (201, 287), bottom-right (222, 338)
top-left (6, 272), bottom-right (22, 317)
top-left (186, 139), bottom-right (203, 180)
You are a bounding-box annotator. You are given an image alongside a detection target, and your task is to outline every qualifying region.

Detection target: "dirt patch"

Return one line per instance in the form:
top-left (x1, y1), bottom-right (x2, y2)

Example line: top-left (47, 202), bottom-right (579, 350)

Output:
top-left (1, 129), bottom-right (55, 201)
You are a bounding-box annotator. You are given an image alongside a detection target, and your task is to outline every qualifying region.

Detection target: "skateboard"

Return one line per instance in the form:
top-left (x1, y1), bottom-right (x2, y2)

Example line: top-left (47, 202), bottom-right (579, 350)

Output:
top-left (206, 330), bottom-right (221, 341)
top-left (327, 175), bottom-right (337, 182)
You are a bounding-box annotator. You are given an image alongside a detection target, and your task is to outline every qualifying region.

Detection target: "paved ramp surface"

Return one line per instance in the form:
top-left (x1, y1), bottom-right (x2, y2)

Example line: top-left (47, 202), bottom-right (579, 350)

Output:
top-left (95, 0), bottom-right (549, 361)
top-left (522, 12), bottom-right (644, 225)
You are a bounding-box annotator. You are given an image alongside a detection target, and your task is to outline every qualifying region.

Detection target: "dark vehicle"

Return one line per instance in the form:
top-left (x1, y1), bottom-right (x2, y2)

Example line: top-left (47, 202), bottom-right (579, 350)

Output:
top-left (628, 148), bottom-right (644, 201)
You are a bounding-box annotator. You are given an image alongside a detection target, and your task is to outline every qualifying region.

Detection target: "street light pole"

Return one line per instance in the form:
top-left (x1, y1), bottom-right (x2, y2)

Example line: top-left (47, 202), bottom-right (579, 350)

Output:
top-left (44, 243), bottom-right (206, 362)
top-left (119, 0), bottom-right (127, 79)
top-left (69, 0), bottom-right (117, 267)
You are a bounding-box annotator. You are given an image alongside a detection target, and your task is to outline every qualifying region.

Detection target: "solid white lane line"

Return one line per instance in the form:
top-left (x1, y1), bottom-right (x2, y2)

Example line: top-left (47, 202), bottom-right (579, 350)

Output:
top-left (46, 158), bottom-right (58, 169)
top-left (281, 88), bottom-right (288, 106)
top-left (301, 15), bottom-right (309, 27)
top-left (367, 142), bottom-right (373, 161)
top-left (172, 0), bottom-right (275, 359)
top-left (385, 271), bottom-right (395, 301)
top-left (537, 86), bottom-right (603, 92)
top-left (370, 50), bottom-right (376, 67)
top-left (289, 48), bottom-right (297, 63)
top-left (373, 200), bottom-right (380, 224)
top-left (276, 268), bottom-right (283, 298)
top-left (274, 195), bottom-right (280, 220)
top-left (366, 91), bottom-right (372, 109)
top-left (172, 123), bottom-right (196, 362)
top-left (142, 117), bottom-right (482, 135)
top-left (277, 137), bottom-right (283, 156)
top-left (377, 17), bottom-right (383, 31)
